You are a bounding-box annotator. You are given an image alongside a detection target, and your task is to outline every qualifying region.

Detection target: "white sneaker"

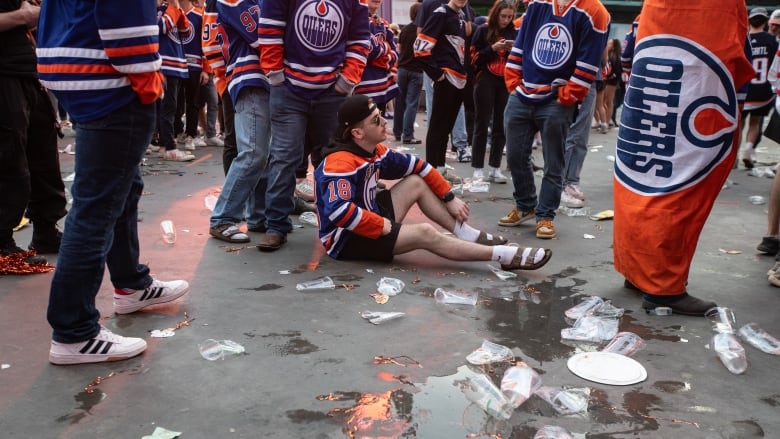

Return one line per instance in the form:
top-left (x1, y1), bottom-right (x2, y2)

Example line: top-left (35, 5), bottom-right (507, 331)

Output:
top-left (113, 279), bottom-right (190, 314)
top-left (560, 191), bottom-right (584, 208)
top-left (472, 168), bottom-right (485, 180)
top-left (49, 327), bottom-right (147, 365)
top-left (193, 136), bottom-right (207, 148)
top-left (488, 168), bottom-right (507, 184)
top-left (564, 183), bottom-right (585, 201)
top-left (183, 136), bottom-right (196, 151)
top-left (294, 179), bottom-right (315, 202)
top-left (205, 136), bottom-right (224, 147)
top-left (162, 149), bottom-right (196, 161)
top-left (146, 145), bottom-right (160, 155)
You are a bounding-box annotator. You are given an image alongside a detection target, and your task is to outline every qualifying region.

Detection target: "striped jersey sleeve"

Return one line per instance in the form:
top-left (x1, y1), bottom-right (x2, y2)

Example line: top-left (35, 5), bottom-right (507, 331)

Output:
top-left (37, 0), bottom-right (163, 122)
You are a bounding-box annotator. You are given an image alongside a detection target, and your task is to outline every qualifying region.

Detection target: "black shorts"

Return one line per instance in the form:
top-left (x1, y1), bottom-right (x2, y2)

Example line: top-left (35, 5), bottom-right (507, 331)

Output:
top-left (338, 190), bottom-right (400, 262)
top-left (743, 101), bottom-right (774, 117)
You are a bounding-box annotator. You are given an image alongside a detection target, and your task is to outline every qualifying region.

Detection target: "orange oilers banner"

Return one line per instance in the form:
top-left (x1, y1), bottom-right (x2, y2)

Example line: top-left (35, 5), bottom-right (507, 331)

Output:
top-left (612, 0), bottom-right (754, 295)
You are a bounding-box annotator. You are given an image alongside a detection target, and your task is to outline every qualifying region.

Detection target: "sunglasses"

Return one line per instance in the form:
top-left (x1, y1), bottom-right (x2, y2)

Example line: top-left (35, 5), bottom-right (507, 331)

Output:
top-left (370, 113), bottom-right (384, 126)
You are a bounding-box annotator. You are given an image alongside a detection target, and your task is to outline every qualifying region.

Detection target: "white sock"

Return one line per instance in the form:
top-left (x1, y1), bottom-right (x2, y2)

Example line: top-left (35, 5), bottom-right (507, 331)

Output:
top-left (454, 221), bottom-right (480, 242)
top-left (492, 245), bottom-right (517, 264)
top-left (744, 142), bottom-right (754, 151)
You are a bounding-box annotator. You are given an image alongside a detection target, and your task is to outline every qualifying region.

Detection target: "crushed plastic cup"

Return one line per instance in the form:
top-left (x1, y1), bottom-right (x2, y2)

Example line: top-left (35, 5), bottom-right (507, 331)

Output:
top-left (500, 363), bottom-right (542, 408)
top-left (299, 211), bottom-right (318, 226)
top-left (459, 373), bottom-right (513, 420)
top-left (296, 276), bottom-right (336, 291)
top-left (705, 307), bottom-right (737, 334)
top-left (204, 194), bottom-right (218, 211)
top-left (738, 323), bottom-right (780, 355)
top-left (602, 331), bottom-right (645, 357)
top-left (564, 296), bottom-right (604, 320)
top-left (710, 333), bottom-right (747, 374)
top-left (558, 206), bottom-right (591, 217)
top-left (466, 340), bottom-right (514, 365)
top-left (360, 310), bottom-right (405, 325)
top-left (198, 339), bottom-right (245, 361)
top-left (434, 288), bottom-right (478, 305)
top-left (533, 425), bottom-right (574, 439)
top-left (561, 315), bottom-right (619, 343)
top-left (160, 220), bottom-right (176, 244)
top-left (590, 300), bottom-right (625, 318)
top-left (468, 180), bottom-right (490, 193)
top-left (749, 195), bottom-right (766, 205)
top-left (533, 386), bottom-right (589, 415)
top-left (376, 277), bottom-right (405, 296)
top-left (487, 264), bottom-right (517, 280)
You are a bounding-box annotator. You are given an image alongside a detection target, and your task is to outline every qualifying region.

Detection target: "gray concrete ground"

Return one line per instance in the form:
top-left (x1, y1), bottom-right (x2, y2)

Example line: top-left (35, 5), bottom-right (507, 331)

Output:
top-left (1, 114), bottom-right (779, 439)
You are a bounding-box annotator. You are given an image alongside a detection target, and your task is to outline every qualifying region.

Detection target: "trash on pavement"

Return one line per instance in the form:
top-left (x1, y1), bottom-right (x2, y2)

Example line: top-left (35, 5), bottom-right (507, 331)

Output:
top-left (458, 373), bottom-right (513, 420)
top-left (601, 332), bottom-right (645, 357)
top-left (360, 311), bottom-right (405, 325)
top-left (487, 264), bottom-right (517, 280)
top-left (710, 333), bottom-right (747, 374)
top-left (501, 362), bottom-right (542, 408)
top-left (377, 277), bottom-right (405, 296)
top-left (533, 425), bottom-right (574, 439)
top-left (533, 386), bottom-right (589, 415)
top-left (141, 426), bottom-right (182, 439)
top-left (561, 315), bottom-right (619, 342)
top-left (373, 355), bottom-right (422, 367)
top-left (589, 209), bottom-right (614, 221)
top-left (369, 292), bottom-right (389, 304)
top-left (434, 288), bottom-right (477, 305)
top-left (738, 323), bottom-right (780, 355)
top-left (296, 276), bottom-right (336, 291)
top-left (466, 340), bottom-right (514, 365)
top-left (199, 339), bottom-right (245, 361)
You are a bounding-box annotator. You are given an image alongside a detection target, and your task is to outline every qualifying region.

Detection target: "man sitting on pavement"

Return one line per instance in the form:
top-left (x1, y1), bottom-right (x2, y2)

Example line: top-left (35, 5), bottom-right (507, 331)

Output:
top-left (313, 95), bottom-right (552, 271)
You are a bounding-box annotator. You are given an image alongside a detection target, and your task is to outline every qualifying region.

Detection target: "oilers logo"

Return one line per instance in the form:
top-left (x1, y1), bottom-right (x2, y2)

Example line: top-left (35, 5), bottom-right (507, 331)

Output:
top-left (615, 35), bottom-right (738, 195)
top-left (532, 24), bottom-right (572, 70)
top-left (295, 0), bottom-right (344, 52)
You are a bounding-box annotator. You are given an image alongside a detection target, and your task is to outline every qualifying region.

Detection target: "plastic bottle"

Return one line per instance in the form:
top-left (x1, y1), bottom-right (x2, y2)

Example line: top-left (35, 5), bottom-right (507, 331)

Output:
top-left (710, 333), bottom-right (747, 374)
top-left (533, 425), bottom-right (574, 439)
top-left (738, 323), bottom-right (780, 355)
top-left (646, 306), bottom-right (672, 316)
top-left (160, 220), bottom-right (176, 244)
top-left (434, 288), bottom-right (478, 305)
top-left (460, 373), bottom-right (513, 420)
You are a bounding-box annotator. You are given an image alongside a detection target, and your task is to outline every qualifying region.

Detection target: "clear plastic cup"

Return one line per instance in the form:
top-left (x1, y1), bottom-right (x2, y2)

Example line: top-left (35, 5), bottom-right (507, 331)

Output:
top-left (160, 220), bottom-right (176, 244)
top-left (198, 339), bottom-right (245, 361)
top-left (434, 288), bottom-right (478, 305)
top-left (296, 276), bottom-right (336, 291)
top-left (376, 277), bottom-right (405, 296)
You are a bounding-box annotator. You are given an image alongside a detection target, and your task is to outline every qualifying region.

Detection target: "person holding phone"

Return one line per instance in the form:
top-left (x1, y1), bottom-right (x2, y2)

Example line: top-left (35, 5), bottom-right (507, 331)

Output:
top-left (469, 0), bottom-right (517, 184)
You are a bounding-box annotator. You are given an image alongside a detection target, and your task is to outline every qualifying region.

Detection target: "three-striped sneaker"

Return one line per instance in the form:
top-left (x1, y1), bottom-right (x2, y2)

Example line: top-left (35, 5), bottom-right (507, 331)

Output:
top-left (49, 327), bottom-right (147, 365)
top-left (113, 279), bottom-right (190, 314)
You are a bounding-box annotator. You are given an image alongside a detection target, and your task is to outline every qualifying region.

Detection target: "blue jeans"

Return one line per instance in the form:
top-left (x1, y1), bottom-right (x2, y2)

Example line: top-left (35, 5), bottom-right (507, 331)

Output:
top-left (424, 73), bottom-right (468, 149)
top-left (203, 77), bottom-right (218, 138)
top-left (210, 87), bottom-right (271, 228)
top-left (563, 86), bottom-right (597, 185)
top-left (393, 68), bottom-right (423, 141)
top-left (504, 94), bottom-right (574, 220)
top-left (268, 85), bottom-right (345, 235)
top-left (47, 99), bottom-right (155, 343)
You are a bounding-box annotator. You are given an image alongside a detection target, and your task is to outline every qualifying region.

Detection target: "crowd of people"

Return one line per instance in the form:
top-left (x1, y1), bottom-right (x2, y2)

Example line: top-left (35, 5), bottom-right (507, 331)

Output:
top-left (0, 0), bottom-right (773, 366)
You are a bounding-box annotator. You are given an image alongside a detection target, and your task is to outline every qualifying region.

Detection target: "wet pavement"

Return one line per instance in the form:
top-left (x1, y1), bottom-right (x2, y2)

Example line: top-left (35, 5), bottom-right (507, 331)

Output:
top-left (1, 117), bottom-right (780, 439)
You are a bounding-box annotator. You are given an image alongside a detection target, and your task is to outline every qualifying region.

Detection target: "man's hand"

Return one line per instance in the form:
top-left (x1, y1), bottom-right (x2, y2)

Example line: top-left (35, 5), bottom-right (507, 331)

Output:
top-left (19, 1), bottom-right (39, 29)
top-left (382, 217), bottom-right (393, 236)
top-left (200, 71), bottom-right (209, 85)
top-left (445, 197), bottom-right (469, 223)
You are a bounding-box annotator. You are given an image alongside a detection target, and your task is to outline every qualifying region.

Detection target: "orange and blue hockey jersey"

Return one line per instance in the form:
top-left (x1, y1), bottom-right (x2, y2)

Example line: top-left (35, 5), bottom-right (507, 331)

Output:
top-left (203, 0), bottom-right (229, 95)
top-left (414, 3), bottom-right (467, 89)
top-left (504, 0), bottom-right (609, 105)
top-left (258, 0), bottom-right (371, 99)
top-left (216, 0), bottom-right (269, 105)
top-left (613, 0), bottom-right (754, 296)
top-left (314, 141), bottom-right (450, 258)
top-left (354, 14), bottom-right (399, 104)
top-left (183, 6), bottom-right (210, 74)
top-left (620, 15), bottom-right (639, 82)
top-left (36, 0), bottom-right (163, 123)
top-left (158, 2), bottom-right (192, 78)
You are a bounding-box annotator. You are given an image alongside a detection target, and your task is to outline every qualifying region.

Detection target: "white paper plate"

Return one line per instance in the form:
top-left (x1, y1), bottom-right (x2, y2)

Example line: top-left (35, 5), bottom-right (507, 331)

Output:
top-left (567, 351), bottom-right (647, 385)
